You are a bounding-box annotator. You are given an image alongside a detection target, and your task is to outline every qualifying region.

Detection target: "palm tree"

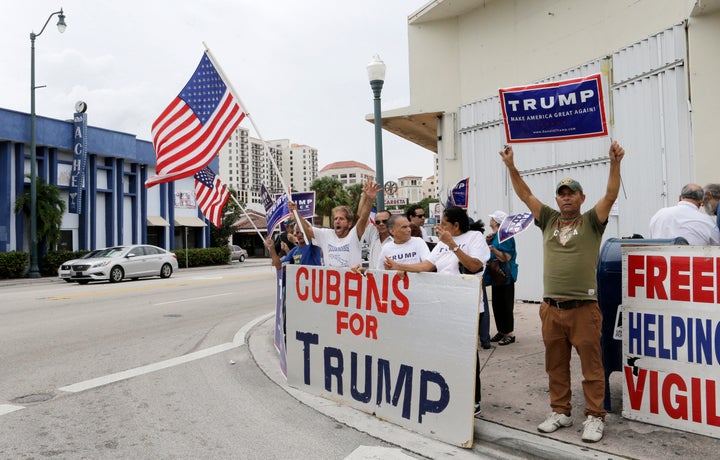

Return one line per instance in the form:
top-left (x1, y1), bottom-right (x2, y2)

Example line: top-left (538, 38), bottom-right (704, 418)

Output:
top-left (310, 176), bottom-right (350, 222)
top-left (14, 177), bottom-right (66, 250)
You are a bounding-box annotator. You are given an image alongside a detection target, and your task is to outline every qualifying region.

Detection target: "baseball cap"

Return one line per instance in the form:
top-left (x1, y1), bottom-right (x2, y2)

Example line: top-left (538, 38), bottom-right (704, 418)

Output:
top-left (488, 210), bottom-right (508, 224)
top-left (556, 178), bottom-right (583, 195)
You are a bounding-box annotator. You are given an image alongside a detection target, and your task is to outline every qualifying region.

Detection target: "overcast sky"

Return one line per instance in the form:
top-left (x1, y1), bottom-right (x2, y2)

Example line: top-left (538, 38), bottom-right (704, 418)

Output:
top-left (3, 0), bottom-right (432, 182)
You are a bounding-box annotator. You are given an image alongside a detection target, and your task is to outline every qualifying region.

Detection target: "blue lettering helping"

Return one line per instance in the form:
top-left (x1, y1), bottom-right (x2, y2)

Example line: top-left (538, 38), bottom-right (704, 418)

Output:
top-left (376, 359), bottom-right (413, 420)
top-left (629, 312), bottom-right (720, 365)
top-left (696, 318), bottom-right (713, 365)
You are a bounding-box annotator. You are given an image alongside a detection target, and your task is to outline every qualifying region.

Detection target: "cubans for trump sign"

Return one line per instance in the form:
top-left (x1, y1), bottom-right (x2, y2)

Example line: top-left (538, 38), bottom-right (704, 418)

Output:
top-left (622, 245), bottom-right (720, 439)
top-left (499, 73), bottom-right (607, 143)
top-left (285, 266), bottom-right (481, 447)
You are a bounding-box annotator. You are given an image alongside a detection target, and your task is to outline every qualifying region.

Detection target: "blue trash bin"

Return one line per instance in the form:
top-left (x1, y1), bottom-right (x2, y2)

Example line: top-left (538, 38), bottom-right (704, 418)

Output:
top-left (596, 236), bottom-right (688, 411)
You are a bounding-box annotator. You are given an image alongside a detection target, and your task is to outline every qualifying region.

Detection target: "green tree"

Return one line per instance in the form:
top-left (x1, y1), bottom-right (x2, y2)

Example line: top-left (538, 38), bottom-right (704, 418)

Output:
top-left (346, 183), bottom-right (364, 212)
top-left (310, 176), bottom-right (350, 222)
top-left (210, 188), bottom-right (244, 248)
top-left (14, 177), bottom-right (66, 250)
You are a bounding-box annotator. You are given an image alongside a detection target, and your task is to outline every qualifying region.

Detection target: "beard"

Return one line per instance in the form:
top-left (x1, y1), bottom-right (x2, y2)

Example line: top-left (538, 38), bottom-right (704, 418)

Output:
top-left (703, 200), bottom-right (718, 216)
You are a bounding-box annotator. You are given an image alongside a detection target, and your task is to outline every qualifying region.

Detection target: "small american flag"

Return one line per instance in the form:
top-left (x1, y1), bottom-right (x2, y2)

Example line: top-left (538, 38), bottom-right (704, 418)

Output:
top-left (146, 53), bottom-right (245, 187)
top-left (194, 167), bottom-right (230, 227)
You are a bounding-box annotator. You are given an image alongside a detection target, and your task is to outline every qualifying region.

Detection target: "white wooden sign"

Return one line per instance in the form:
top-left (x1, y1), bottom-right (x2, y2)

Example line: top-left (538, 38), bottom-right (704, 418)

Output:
top-left (285, 265), bottom-right (481, 447)
top-left (622, 245), bottom-right (720, 438)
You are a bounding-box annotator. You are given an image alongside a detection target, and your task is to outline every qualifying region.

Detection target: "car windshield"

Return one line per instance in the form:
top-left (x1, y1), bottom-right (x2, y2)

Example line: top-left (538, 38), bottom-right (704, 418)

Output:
top-left (92, 247), bottom-right (126, 258)
top-left (80, 250), bottom-right (102, 259)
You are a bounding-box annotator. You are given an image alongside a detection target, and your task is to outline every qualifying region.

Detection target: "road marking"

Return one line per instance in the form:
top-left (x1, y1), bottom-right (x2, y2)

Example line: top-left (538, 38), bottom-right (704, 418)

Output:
top-left (0, 404), bottom-right (24, 416)
top-left (153, 292), bottom-right (233, 306)
top-left (58, 311), bottom-right (274, 394)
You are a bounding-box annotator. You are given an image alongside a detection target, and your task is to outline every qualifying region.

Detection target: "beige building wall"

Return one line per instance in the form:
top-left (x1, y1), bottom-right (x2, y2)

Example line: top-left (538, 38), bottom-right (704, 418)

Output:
top-left (402, 0), bottom-right (719, 187)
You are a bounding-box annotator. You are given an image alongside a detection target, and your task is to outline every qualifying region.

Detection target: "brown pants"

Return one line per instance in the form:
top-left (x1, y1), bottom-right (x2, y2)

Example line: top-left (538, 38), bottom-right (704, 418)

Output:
top-left (539, 301), bottom-right (607, 419)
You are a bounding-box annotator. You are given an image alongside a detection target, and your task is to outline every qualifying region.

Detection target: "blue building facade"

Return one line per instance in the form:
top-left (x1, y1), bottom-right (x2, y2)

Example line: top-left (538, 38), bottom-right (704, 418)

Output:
top-left (0, 107), bottom-right (211, 254)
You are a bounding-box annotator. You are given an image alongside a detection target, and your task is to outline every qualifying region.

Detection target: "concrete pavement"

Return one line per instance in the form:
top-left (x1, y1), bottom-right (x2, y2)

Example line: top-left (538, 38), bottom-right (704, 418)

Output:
top-left (5, 268), bottom-right (717, 459)
top-left (248, 300), bottom-right (720, 459)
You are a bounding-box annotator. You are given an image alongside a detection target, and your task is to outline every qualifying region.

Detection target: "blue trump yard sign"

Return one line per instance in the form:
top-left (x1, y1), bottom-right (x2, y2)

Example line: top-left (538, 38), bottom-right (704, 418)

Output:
top-left (499, 73), bottom-right (607, 143)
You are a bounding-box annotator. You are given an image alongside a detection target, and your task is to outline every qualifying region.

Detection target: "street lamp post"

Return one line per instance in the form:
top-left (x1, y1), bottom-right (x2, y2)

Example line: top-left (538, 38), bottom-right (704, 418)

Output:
top-left (28, 9), bottom-right (67, 277)
top-left (367, 54), bottom-right (386, 212)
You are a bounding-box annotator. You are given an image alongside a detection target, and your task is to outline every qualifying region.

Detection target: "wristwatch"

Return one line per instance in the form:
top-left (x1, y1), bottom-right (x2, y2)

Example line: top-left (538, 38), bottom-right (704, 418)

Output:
top-left (452, 246), bottom-right (460, 253)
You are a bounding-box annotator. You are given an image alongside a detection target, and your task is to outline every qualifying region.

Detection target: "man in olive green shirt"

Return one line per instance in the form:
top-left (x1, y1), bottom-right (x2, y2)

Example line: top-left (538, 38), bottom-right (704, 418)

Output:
top-left (500, 141), bottom-right (625, 443)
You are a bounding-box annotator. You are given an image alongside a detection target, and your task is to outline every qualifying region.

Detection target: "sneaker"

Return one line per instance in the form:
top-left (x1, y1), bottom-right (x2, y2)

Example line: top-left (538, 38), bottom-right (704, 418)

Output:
top-left (481, 342), bottom-right (492, 350)
top-left (490, 332), bottom-right (504, 342)
top-left (498, 335), bottom-right (515, 346)
top-left (537, 412), bottom-right (572, 433)
top-left (581, 415), bottom-right (604, 442)
top-left (474, 403), bottom-right (482, 416)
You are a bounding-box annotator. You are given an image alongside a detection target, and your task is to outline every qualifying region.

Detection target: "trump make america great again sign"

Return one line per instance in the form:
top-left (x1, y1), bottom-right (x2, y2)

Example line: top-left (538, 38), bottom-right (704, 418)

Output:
top-left (499, 73), bottom-right (607, 143)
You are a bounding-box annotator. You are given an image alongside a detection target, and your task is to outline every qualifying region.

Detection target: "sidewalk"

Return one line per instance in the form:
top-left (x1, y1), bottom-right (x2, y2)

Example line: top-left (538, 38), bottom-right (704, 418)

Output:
top-left (250, 301), bottom-right (719, 459)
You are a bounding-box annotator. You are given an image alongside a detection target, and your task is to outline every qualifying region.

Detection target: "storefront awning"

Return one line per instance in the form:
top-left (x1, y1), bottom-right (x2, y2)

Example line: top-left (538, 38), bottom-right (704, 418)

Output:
top-left (365, 108), bottom-right (443, 153)
top-left (146, 215), bottom-right (170, 227)
top-left (174, 216), bottom-right (207, 227)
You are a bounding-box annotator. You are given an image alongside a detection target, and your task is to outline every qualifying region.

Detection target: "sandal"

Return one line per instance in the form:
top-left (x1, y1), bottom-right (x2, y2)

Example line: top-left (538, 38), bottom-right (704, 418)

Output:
top-left (490, 332), bottom-right (504, 342)
top-left (498, 335), bottom-right (516, 346)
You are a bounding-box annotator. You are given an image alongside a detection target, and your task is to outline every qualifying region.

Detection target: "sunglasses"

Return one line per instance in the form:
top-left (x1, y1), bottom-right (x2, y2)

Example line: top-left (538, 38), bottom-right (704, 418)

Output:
top-left (375, 219), bottom-right (389, 225)
top-left (414, 214), bottom-right (426, 218)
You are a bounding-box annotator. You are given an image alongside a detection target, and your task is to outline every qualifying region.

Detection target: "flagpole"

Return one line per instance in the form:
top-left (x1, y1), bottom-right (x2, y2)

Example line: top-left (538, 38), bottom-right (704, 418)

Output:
top-left (203, 42), bottom-right (308, 242)
top-left (229, 194), bottom-right (265, 240)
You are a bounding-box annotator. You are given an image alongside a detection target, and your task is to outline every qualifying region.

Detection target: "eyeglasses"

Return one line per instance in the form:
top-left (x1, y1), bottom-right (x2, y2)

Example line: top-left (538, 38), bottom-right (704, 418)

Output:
top-left (375, 219), bottom-right (389, 225)
top-left (414, 214), bottom-right (426, 218)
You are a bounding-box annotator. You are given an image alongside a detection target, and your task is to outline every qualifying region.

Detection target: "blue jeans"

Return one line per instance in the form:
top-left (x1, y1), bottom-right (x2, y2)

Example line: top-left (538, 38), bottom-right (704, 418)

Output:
top-left (479, 283), bottom-right (490, 344)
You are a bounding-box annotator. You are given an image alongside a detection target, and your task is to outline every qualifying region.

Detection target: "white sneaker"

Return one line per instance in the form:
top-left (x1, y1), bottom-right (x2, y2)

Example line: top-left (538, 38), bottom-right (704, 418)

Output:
top-left (581, 415), bottom-right (605, 442)
top-left (537, 412), bottom-right (572, 433)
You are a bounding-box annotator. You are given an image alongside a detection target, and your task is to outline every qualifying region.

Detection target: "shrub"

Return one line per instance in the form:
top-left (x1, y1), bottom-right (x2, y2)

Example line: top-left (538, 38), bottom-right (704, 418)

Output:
top-left (41, 250), bottom-right (91, 277)
top-left (172, 247), bottom-right (230, 268)
top-left (0, 251), bottom-right (29, 279)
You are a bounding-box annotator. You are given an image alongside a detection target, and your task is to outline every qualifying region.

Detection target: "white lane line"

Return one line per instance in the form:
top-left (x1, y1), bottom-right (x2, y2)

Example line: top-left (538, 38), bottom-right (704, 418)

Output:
top-left (0, 404), bottom-right (25, 416)
top-left (153, 292), bottom-right (233, 306)
top-left (59, 311), bottom-right (274, 394)
top-left (233, 311), bottom-right (274, 346)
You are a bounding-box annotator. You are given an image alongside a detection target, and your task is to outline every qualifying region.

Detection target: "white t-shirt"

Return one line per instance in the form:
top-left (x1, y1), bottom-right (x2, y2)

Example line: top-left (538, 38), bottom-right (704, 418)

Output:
top-left (376, 237), bottom-right (430, 269)
top-left (312, 226), bottom-right (363, 267)
top-left (426, 230), bottom-right (490, 275)
top-left (649, 200), bottom-right (720, 245)
top-left (363, 225), bottom-right (392, 269)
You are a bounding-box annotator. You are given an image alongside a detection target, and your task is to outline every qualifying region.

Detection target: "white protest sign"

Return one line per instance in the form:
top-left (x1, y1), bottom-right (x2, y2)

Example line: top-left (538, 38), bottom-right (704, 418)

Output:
top-left (622, 245), bottom-right (720, 438)
top-left (285, 266), bottom-right (481, 447)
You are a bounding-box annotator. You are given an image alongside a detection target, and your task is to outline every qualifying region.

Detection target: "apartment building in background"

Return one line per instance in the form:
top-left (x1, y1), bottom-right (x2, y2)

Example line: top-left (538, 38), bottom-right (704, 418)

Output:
top-left (318, 161), bottom-right (375, 187)
top-left (396, 175), bottom-right (424, 203)
top-left (217, 127), bottom-right (317, 209)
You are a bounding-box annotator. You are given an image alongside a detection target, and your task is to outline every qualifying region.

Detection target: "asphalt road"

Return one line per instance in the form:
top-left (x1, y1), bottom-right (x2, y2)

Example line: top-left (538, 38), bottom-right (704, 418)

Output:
top-left (0, 262), bottom-right (410, 460)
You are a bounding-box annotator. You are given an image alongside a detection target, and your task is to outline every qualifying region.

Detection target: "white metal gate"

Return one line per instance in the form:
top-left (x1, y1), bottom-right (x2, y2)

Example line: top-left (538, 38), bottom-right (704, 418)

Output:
top-left (458, 24), bottom-right (691, 301)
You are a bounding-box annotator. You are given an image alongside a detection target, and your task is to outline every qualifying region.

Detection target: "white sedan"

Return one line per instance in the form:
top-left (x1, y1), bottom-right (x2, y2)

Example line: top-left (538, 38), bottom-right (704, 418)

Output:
top-left (60, 245), bottom-right (179, 284)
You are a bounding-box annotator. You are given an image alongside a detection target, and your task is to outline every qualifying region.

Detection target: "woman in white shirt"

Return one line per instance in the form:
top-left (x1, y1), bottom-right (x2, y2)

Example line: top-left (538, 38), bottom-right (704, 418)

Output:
top-left (383, 206), bottom-right (490, 415)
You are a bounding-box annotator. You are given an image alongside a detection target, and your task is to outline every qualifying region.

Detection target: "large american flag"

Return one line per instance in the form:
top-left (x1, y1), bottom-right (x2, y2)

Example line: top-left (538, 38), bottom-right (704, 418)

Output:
top-left (145, 53), bottom-right (245, 188)
top-left (194, 167), bottom-right (230, 227)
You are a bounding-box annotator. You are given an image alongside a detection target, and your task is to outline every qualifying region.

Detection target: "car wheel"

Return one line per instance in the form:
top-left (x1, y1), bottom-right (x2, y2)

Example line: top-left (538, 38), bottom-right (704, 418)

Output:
top-left (77, 280), bottom-right (89, 285)
top-left (160, 263), bottom-right (173, 279)
top-left (63, 279), bottom-right (74, 283)
top-left (109, 266), bottom-right (124, 283)
top-left (239, 255), bottom-right (245, 262)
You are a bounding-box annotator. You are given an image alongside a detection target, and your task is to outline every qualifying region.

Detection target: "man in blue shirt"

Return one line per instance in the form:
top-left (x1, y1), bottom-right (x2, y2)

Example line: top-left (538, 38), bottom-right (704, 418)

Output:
top-left (266, 224), bottom-right (322, 269)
